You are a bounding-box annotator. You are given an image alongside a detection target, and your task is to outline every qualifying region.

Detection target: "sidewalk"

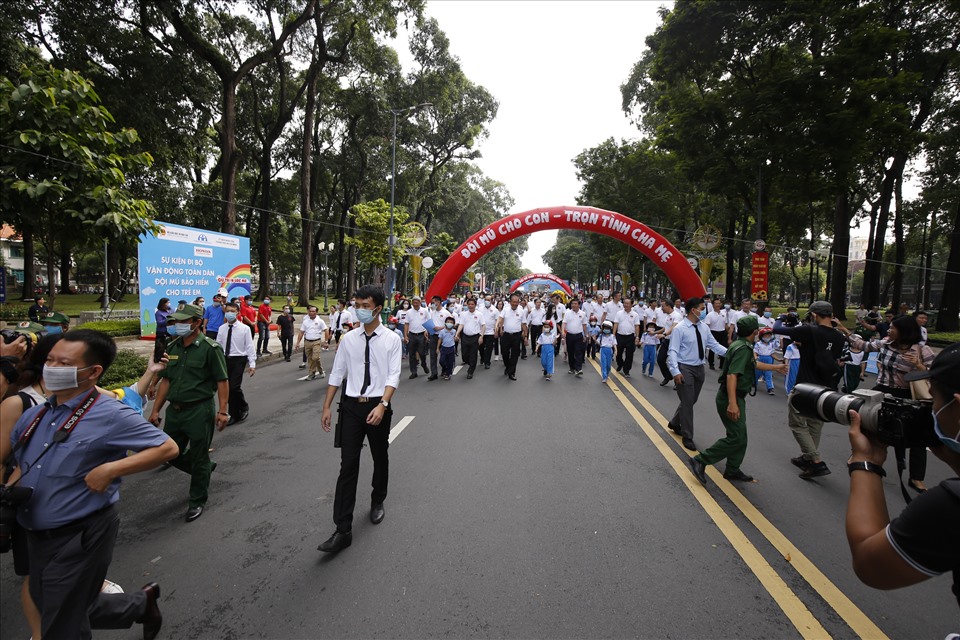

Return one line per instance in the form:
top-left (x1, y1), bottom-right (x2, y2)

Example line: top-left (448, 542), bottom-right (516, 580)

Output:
top-left (114, 335), bottom-right (288, 366)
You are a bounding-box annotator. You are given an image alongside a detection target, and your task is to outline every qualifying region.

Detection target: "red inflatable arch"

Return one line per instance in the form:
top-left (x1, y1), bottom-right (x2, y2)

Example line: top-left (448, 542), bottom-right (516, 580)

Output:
top-left (510, 272), bottom-right (572, 295)
top-left (425, 206), bottom-right (706, 301)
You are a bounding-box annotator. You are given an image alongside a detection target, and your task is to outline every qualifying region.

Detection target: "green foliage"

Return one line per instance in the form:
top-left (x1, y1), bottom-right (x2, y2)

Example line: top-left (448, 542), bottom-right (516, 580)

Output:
top-left (100, 349), bottom-right (146, 389)
top-left (345, 199), bottom-right (411, 267)
top-left (76, 319), bottom-right (141, 337)
top-left (0, 303), bottom-right (31, 321)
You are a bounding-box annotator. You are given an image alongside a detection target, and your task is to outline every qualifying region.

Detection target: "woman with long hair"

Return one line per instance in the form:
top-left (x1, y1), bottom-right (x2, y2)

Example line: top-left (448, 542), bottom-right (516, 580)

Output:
top-left (847, 314), bottom-right (936, 492)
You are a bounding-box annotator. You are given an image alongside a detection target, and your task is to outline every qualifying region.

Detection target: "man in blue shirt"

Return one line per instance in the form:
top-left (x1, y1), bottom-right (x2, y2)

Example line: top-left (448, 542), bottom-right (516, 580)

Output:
top-left (4, 329), bottom-right (179, 639)
top-left (202, 291), bottom-right (226, 339)
top-left (667, 296), bottom-right (728, 451)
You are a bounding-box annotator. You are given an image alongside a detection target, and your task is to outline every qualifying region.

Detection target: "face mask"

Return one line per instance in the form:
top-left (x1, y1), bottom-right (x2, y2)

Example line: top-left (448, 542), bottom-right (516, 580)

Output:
top-left (762, 336), bottom-right (773, 343)
top-left (173, 322), bottom-right (194, 336)
top-left (603, 329), bottom-right (612, 335)
top-left (699, 310), bottom-right (707, 321)
top-left (647, 328), bottom-right (654, 333)
top-left (387, 324), bottom-right (396, 330)
top-left (544, 329), bottom-right (552, 334)
top-left (283, 309), bottom-right (290, 314)
top-left (445, 322), bottom-right (455, 329)
top-left (590, 322), bottom-right (597, 327)
top-left (933, 398), bottom-right (960, 453)
top-left (43, 364), bottom-right (95, 392)
top-left (165, 304), bottom-right (172, 311)
top-left (764, 312), bottom-right (772, 318)
top-left (723, 304), bottom-right (731, 310)
top-left (355, 308), bottom-right (376, 325)
top-left (224, 312), bottom-right (238, 322)
top-left (484, 301), bottom-right (491, 307)
top-left (264, 299), bottom-right (271, 305)
top-left (45, 325), bottom-right (63, 335)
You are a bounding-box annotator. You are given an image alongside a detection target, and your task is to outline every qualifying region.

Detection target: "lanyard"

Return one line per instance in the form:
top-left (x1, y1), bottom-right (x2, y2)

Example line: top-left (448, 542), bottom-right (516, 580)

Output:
top-left (16, 388), bottom-right (100, 452)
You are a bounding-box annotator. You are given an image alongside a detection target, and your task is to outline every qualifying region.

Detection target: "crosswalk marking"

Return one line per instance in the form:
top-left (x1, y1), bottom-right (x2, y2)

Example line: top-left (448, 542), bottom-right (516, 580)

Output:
top-left (389, 416), bottom-right (415, 443)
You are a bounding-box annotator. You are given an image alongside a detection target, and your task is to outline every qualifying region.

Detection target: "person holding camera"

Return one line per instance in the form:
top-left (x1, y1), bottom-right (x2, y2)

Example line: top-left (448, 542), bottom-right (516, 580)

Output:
top-left (773, 301), bottom-right (847, 479)
top-left (841, 315), bottom-right (936, 493)
top-left (845, 343), bottom-right (960, 618)
top-left (3, 330), bottom-right (178, 639)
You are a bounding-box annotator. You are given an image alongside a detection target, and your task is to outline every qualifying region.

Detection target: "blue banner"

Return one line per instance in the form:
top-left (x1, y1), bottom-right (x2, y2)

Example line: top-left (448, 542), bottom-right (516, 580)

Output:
top-left (138, 222), bottom-right (251, 337)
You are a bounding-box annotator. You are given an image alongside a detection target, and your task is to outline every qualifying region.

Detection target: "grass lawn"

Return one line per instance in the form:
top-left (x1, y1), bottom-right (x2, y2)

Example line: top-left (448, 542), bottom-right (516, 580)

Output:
top-left (46, 294), bottom-right (139, 316)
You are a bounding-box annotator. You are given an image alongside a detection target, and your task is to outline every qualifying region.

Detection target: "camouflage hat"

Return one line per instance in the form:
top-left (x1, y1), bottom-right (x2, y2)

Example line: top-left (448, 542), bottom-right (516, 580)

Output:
top-left (13, 320), bottom-right (45, 334)
top-left (737, 315), bottom-right (760, 333)
top-left (40, 311), bottom-right (70, 325)
top-left (168, 303), bottom-right (203, 320)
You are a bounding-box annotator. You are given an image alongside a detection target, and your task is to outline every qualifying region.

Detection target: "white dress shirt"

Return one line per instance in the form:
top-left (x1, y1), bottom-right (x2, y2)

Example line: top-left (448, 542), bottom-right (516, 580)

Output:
top-left (458, 309), bottom-right (485, 335)
top-left (217, 320), bottom-right (256, 368)
top-left (405, 306), bottom-right (429, 333)
top-left (299, 315), bottom-right (328, 340)
top-left (429, 306), bottom-right (453, 334)
top-left (602, 301), bottom-right (623, 322)
top-left (614, 309), bottom-right (641, 336)
top-left (563, 309), bottom-right (587, 334)
top-left (328, 323), bottom-right (402, 397)
top-left (528, 306), bottom-right (546, 326)
top-left (500, 305), bottom-right (527, 333)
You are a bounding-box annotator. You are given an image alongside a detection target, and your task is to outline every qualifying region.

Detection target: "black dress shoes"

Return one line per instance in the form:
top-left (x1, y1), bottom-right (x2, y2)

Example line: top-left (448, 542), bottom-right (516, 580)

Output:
top-left (682, 439), bottom-right (697, 451)
top-left (370, 503), bottom-right (385, 524)
top-left (508, 374), bottom-right (517, 380)
top-left (668, 422), bottom-right (682, 435)
top-left (409, 373), bottom-right (418, 379)
top-left (238, 408), bottom-right (249, 423)
top-left (427, 375), bottom-right (439, 381)
top-left (185, 506), bottom-right (203, 522)
top-left (318, 530), bottom-right (352, 553)
top-left (140, 582), bottom-right (162, 640)
top-left (659, 379), bottom-right (670, 387)
top-left (687, 457), bottom-right (708, 484)
top-left (724, 469), bottom-right (755, 482)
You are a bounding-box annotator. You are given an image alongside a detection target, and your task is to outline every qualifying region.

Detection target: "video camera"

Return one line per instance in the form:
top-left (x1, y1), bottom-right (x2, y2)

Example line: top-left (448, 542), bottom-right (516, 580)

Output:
top-left (790, 383), bottom-right (939, 450)
top-left (776, 311), bottom-right (801, 328)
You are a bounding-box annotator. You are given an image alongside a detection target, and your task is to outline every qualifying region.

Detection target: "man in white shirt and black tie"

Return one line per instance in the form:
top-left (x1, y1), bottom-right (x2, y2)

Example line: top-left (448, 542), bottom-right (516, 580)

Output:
top-left (404, 296), bottom-right (431, 379)
top-left (216, 302), bottom-right (256, 425)
top-left (319, 285), bottom-right (402, 553)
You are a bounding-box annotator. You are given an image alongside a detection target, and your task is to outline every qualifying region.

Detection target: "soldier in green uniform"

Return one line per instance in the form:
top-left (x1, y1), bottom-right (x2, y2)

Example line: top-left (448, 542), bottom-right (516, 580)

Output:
top-left (38, 310), bottom-right (71, 335)
top-left (148, 303), bottom-right (229, 522)
top-left (687, 316), bottom-right (788, 484)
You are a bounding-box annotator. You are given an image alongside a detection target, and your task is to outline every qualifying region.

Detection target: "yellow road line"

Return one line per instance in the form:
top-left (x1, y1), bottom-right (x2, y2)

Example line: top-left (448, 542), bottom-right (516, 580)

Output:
top-left (608, 368), bottom-right (888, 640)
top-left (588, 364), bottom-right (830, 639)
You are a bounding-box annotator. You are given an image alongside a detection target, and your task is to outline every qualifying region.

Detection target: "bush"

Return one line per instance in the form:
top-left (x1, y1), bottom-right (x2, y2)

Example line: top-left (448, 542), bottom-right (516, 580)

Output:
top-left (76, 319), bottom-right (140, 337)
top-left (0, 303), bottom-right (32, 321)
top-left (100, 349), bottom-right (147, 390)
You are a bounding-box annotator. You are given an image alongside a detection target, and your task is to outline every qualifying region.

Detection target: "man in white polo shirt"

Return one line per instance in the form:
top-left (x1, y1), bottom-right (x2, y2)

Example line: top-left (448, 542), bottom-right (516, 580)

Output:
top-left (563, 298), bottom-right (588, 376)
top-left (455, 297), bottom-right (485, 379)
top-left (600, 291), bottom-right (623, 325)
top-left (295, 305), bottom-right (331, 381)
top-left (426, 295), bottom-right (451, 381)
top-left (528, 297), bottom-right (546, 358)
top-left (480, 295), bottom-right (498, 369)
top-left (497, 293), bottom-right (527, 380)
top-left (704, 298), bottom-right (729, 371)
top-left (404, 296), bottom-right (430, 379)
top-left (613, 297), bottom-right (642, 377)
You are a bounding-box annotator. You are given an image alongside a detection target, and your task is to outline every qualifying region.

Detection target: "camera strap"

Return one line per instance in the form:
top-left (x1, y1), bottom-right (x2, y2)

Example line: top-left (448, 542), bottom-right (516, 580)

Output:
top-left (894, 447), bottom-right (913, 504)
top-left (12, 388), bottom-right (101, 464)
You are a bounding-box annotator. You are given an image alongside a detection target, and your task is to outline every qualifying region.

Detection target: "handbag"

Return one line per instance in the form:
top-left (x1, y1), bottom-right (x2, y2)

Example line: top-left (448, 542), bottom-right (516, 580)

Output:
top-left (908, 346), bottom-right (933, 402)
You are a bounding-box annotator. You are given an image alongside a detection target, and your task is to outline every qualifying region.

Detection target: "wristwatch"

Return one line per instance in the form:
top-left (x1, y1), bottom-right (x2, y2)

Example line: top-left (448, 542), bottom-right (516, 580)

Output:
top-left (380, 400), bottom-right (390, 409)
top-left (847, 460), bottom-right (886, 477)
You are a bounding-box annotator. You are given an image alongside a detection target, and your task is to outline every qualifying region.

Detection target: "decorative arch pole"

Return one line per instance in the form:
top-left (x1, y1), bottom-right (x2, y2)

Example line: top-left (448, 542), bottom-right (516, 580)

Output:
top-left (425, 206), bottom-right (706, 302)
top-left (509, 272), bottom-right (573, 295)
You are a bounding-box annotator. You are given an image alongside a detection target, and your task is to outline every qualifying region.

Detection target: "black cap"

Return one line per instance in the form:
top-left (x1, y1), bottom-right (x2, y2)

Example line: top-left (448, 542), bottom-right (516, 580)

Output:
top-left (904, 342), bottom-right (960, 391)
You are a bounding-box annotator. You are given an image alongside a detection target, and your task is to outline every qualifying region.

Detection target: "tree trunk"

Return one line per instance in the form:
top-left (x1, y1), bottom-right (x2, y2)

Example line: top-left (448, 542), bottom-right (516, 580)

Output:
top-left (923, 211), bottom-right (934, 309)
top-left (45, 214), bottom-right (57, 309)
top-left (829, 193), bottom-right (851, 320)
top-left (863, 154), bottom-right (907, 307)
top-left (20, 226), bottom-right (35, 301)
top-left (347, 242), bottom-right (357, 298)
top-left (725, 213), bottom-right (736, 301)
top-left (255, 149), bottom-right (272, 299)
top-left (891, 174), bottom-right (905, 311)
top-left (936, 201), bottom-right (960, 332)
top-left (297, 73), bottom-right (318, 308)
top-left (58, 242), bottom-right (72, 295)
top-left (220, 78), bottom-right (241, 235)
top-left (735, 210), bottom-right (748, 300)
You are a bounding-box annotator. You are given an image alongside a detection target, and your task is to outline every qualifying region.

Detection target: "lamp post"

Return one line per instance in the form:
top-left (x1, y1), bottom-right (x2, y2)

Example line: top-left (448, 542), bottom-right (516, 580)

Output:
top-left (387, 102), bottom-right (432, 300)
top-left (318, 242), bottom-right (333, 311)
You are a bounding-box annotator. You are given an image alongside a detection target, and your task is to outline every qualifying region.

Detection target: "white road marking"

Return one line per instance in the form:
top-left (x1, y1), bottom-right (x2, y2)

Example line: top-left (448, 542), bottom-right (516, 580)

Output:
top-left (389, 416), bottom-right (415, 443)
top-left (297, 375), bottom-right (310, 381)
top-left (453, 365), bottom-right (463, 376)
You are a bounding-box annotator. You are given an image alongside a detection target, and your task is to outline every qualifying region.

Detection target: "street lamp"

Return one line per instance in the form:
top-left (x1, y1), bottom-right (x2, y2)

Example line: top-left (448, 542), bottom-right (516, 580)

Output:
top-left (318, 242), bottom-right (333, 311)
top-left (387, 102), bottom-right (432, 301)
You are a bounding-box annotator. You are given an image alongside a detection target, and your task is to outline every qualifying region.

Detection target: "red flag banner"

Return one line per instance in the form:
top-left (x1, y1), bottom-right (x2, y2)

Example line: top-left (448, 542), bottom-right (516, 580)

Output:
top-left (751, 251), bottom-right (769, 301)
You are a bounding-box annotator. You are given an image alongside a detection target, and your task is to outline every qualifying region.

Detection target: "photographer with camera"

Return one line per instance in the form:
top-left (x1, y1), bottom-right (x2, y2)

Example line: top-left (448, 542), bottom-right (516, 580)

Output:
top-left (842, 315), bottom-right (935, 494)
top-left (774, 301), bottom-right (847, 479)
top-left (845, 343), bottom-right (960, 618)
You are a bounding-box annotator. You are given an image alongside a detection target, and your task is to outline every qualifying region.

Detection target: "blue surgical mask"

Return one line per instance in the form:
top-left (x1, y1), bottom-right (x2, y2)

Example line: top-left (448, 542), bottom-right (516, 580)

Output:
top-left (699, 310), bottom-right (707, 321)
top-left (224, 312), bottom-right (238, 322)
top-left (603, 328), bottom-right (612, 335)
top-left (173, 322), bottom-right (193, 336)
top-left (445, 322), bottom-right (455, 330)
top-left (723, 304), bottom-right (731, 310)
top-left (264, 299), bottom-right (271, 305)
top-left (355, 308), bottom-right (375, 325)
top-left (45, 325), bottom-right (63, 335)
top-left (764, 311), bottom-right (772, 318)
top-left (933, 398), bottom-right (960, 452)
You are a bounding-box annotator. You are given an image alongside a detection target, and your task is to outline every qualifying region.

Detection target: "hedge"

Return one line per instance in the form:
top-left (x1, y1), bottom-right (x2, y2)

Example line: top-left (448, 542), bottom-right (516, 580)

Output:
top-left (0, 303), bottom-right (32, 321)
top-left (76, 319), bottom-right (141, 337)
top-left (100, 349), bottom-right (147, 390)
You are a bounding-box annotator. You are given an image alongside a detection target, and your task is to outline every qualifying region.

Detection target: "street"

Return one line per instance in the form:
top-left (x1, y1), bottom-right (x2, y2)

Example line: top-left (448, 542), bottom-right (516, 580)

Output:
top-left (1, 346), bottom-right (956, 639)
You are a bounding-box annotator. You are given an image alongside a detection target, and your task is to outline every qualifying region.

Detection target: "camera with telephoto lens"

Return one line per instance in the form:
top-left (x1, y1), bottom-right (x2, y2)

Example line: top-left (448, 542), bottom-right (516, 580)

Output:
top-left (0, 485), bottom-right (34, 553)
top-left (776, 312), bottom-right (800, 328)
top-left (790, 383), bottom-right (939, 449)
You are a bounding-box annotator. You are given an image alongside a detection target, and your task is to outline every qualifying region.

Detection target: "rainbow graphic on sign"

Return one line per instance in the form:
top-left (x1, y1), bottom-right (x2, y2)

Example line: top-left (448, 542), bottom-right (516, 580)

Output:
top-left (218, 264), bottom-right (252, 299)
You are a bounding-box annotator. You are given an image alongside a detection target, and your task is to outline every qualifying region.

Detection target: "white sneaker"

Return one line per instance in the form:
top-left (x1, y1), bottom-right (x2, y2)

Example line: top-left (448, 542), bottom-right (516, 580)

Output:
top-left (101, 579), bottom-right (124, 594)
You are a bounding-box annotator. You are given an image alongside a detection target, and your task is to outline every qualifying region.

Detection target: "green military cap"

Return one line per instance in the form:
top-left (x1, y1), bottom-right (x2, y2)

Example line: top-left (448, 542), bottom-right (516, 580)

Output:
top-left (169, 303), bottom-right (203, 320)
top-left (737, 315), bottom-right (760, 333)
top-left (13, 320), bottom-right (46, 334)
top-left (40, 311), bottom-right (70, 325)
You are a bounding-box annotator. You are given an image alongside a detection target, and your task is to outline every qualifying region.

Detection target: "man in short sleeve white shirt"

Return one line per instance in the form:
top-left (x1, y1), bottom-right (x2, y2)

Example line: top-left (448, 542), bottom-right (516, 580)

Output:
top-left (497, 294), bottom-right (527, 380)
top-left (404, 296), bottom-right (431, 379)
top-left (704, 298), bottom-right (729, 370)
top-left (613, 297), bottom-right (642, 376)
top-left (426, 296), bottom-right (452, 381)
top-left (563, 299), bottom-right (588, 375)
top-left (455, 298), bottom-right (485, 378)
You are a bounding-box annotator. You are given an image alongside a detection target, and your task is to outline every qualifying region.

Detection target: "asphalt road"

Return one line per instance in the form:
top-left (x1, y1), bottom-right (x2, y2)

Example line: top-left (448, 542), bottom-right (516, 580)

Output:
top-left (1, 345), bottom-right (957, 639)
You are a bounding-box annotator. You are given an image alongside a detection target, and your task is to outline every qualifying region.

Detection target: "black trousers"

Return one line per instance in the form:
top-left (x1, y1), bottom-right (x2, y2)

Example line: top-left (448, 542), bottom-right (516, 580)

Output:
top-left (428, 333), bottom-right (440, 375)
top-left (333, 397), bottom-right (392, 533)
top-left (500, 332), bottom-right (522, 375)
top-left (461, 333), bottom-right (480, 374)
top-left (708, 330), bottom-right (728, 368)
top-left (408, 331), bottom-right (428, 373)
top-left (226, 355), bottom-right (249, 419)
top-left (481, 333), bottom-right (495, 365)
top-left (530, 324), bottom-right (543, 355)
top-left (28, 506), bottom-right (147, 639)
top-left (657, 340), bottom-right (672, 381)
top-left (566, 333), bottom-right (586, 371)
top-left (615, 334), bottom-right (636, 373)
top-left (280, 334), bottom-right (293, 360)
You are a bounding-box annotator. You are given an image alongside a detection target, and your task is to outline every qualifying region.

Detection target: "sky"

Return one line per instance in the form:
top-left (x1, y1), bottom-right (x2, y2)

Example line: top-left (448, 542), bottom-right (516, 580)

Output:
top-left (398, 0), bottom-right (669, 272)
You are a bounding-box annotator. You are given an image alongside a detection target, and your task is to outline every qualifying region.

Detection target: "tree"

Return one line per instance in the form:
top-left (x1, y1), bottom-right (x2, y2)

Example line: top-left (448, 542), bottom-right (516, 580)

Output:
top-left (0, 65), bottom-right (157, 306)
top-left (345, 198), bottom-right (410, 273)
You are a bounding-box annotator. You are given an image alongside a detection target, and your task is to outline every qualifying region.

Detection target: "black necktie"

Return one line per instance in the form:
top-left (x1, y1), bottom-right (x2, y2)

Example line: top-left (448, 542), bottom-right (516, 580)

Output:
top-left (360, 333), bottom-right (374, 395)
top-left (335, 311), bottom-right (342, 329)
top-left (225, 324), bottom-right (233, 357)
top-left (694, 324), bottom-right (704, 360)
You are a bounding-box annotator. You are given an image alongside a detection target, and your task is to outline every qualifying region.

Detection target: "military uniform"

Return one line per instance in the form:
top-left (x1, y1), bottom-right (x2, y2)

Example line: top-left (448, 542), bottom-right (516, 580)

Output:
top-left (696, 336), bottom-right (756, 475)
top-left (158, 306), bottom-right (228, 511)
